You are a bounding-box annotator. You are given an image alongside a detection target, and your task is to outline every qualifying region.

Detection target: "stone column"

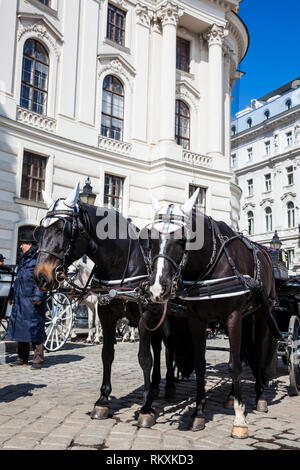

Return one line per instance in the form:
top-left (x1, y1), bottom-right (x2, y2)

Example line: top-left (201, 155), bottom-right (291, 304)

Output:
top-left (223, 48), bottom-right (232, 162)
top-left (204, 24), bottom-right (227, 157)
top-left (158, 2), bottom-right (182, 142)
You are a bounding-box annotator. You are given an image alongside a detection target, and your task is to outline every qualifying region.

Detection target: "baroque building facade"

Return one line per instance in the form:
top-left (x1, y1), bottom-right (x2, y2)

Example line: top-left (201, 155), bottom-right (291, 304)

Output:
top-left (0, 0), bottom-right (248, 262)
top-left (231, 77), bottom-right (300, 274)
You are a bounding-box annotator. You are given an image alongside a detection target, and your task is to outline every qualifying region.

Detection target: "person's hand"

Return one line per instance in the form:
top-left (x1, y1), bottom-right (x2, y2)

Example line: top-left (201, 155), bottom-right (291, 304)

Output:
top-left (33, 300), bottom-right (41, 305)
top-left (8, 300), bottom-right (14, 306)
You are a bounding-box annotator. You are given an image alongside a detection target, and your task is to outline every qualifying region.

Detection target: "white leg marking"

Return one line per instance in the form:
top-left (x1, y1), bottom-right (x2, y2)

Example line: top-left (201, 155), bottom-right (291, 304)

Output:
top-left (233, 398), bottom-right (247, 427)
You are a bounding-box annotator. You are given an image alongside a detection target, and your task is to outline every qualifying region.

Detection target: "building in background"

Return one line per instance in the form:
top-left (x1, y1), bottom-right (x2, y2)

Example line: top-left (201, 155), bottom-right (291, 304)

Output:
top-left (231, 77), bottom-right (300, 274)
top-left (0, 0), bottom-right (248, 262)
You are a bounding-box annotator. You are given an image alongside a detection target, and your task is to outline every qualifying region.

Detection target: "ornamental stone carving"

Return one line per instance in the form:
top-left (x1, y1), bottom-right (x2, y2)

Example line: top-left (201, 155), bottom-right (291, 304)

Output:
top-left (17, 23), bottom-right (61, 58)
top-left (98, 57), bottom-right (135, 90)
top-left (157, 1), bottom-right (183, 27)
top-left (136, 4), bottom-right (151, 28)
top-left (204, 24), bottom-right (227, 47)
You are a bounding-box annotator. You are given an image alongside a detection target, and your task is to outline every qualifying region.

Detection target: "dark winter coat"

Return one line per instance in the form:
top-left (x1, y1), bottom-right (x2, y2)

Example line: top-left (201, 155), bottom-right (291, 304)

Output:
top-left (7, 245), bottom-right (47, 343)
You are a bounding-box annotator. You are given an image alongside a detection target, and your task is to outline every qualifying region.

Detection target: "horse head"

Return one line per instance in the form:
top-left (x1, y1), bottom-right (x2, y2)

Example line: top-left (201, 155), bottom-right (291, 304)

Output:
top-left (147, 189), bottom-right (199, 303)
top-left (33, 183), bottom-right (89, 291)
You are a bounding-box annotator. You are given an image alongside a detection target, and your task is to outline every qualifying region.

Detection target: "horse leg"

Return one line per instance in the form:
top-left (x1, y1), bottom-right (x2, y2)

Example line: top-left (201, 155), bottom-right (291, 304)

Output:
top-left (94, 301), bottom-right (102, 344)
top-left (129, 326), bottom-right (135, 342)
top-left (86, 304), bottom-right (94, 344)
top-left (137, 311), bottom-right (156, 428)
top-left (226, 310), bottom-right (248, 439)
top-left (150, 330), bottom-right (162, 399)
top-left (91, 306), bottom-right (116, 420)
top-left (188, 315), bottom-right (207, 432)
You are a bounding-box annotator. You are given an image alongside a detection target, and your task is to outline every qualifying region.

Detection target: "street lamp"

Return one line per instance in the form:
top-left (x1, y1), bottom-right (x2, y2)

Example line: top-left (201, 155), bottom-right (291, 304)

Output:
top-left (270, 230), bottom-right (282, 250)
top-left (79, 177), bottom-right (96, 205)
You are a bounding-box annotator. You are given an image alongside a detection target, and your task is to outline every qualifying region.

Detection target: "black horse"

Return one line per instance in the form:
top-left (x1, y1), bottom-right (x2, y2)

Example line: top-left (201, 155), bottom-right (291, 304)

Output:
top-left (145, 190), bottom-right (280, 438)
top-left (33, 184), bottom-right (192, 427)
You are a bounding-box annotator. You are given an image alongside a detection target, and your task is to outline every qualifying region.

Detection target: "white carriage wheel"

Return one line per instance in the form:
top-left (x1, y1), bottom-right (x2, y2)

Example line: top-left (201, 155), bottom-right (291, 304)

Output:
top-left (288, 315), bottom-right (300, 396)
top-left (44, 292), bottom-right (74, 352)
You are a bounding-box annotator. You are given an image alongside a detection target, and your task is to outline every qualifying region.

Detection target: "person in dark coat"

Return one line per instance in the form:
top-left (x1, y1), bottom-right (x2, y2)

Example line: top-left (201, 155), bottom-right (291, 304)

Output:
top-left (7, 228), bottom-right (47, 370)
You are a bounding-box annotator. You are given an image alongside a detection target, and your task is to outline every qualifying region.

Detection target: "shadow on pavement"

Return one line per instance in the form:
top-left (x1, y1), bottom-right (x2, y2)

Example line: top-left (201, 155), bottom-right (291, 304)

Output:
top-left (0, 383), bottom-right (47, 402)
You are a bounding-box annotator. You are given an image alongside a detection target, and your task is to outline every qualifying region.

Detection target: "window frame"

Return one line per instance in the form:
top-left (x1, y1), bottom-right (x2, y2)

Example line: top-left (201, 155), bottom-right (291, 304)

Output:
top-left (189, 185), bottom-right (206, 213)
top-left (265, 140), bottom-right (271, 156)
top-left (101, 75), bottom-right (124, 141)
top-left (287, 201), bottom-right (295, 228)
top-left (20, 150), bottom-right (47, 203)
top-left (247, 211), bottom-right (254, 236)
top-left (104, 173), bottom-right (124, 211)
top-left (247, 147), bottom-right (253, 161)
top-left (286, 131), bottom-right (293, 147)
top-left (176, 36), bottom-right (190, 73)
top-left (20, 38), bottom-right (49, 116)
top-left (106, 3), bottom-right (126, 47)
top-left (286, 166), bottom-right (294, 185)
top-left (247, 178), bottom-right (253, 196)
top-left (175, 99), bottom-right (190, 150)
top-left (265, 173), bottom-right (272, 192)
top-left (231, 153), bottom-right (237, 168)
top-left (265, 207), bottom-right (273, 233)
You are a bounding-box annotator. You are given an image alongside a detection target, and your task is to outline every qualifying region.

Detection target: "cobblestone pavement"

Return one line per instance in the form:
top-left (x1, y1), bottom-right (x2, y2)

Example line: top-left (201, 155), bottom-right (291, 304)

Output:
top-left (0, 336), bottom-right (300, 451)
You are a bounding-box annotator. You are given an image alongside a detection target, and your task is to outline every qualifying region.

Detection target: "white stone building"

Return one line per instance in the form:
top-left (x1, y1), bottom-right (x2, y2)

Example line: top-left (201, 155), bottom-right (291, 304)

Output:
top-left (231, 77), bottom-right (300, 275)
top-left (0, 0), bottom-right (248, 263)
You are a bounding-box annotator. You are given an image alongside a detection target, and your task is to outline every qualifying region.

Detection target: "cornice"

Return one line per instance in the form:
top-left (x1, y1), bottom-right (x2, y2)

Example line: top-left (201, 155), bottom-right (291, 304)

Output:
top-left (231, 104), bottom-right (300, 148)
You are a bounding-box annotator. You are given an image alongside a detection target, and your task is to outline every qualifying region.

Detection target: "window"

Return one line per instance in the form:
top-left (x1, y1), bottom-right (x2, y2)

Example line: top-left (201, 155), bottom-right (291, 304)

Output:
top-left (287, 202), bottom-right (295, 228)
top-left (265, 140), bottom-right (271, 156)
top-left (176, 37), bottom-right (190, 73)
top-left (101, 75), bottom-right (124, 141)
top-left (104, 174), bottom-right (124, 211)
top-left (20, 39), bottom-right (49, 115)
top-left (175, 100), bottom-right (190, 150)
top-left (247, 118), bottom-right (252, 128)
top-left (38, 0), bottom-right (50, 5)
top-left (265, 174), bottom-right (271, 192)
top-left (107, 3), bottom-right (126, 46)
top-left (21, 151), bottom-right (47, 202)
top-left (287, 166), bottom-right (294, 185)
top-left (247, 211), bottom-right (254, 236)
top-left (247, 147), bottom-right (253, 161)
top-left (265, 207), bottom-right (272, 233)
top-left (247, 179), bottom-right (253, 196)
top-left (287, 249), bottom-right (295, 266)
top-left (286, 99), bottom-right (292, 110)
top-left (264, 110), bottom-right (270, 120)
top-left (231, 125), bottom-right (236, 136)
top-left (231, 153), bottom-right (237, 168)
top-left (189, 185), bottom-right (206, 213)
top-left (286, 131), bottom-right (293, 147)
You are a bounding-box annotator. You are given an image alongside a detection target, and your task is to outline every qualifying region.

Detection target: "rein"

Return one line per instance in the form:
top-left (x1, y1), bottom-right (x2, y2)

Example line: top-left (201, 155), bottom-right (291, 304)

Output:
top-left (139, 300), bottom-right (168, 332)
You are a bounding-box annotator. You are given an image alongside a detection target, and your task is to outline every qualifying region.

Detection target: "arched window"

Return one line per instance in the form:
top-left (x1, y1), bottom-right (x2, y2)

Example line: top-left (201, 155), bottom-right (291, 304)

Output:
top-left (101, 75), bottom-right (124, 141)
top-left (287, 201), bottom-right (295, 228)
top-left (20, 39), bottom-right (49, 115)
top-left (247, 211), bottom-right (254, 236)
top-left (175, 100), bottom-right (190, 150)
top-left (265, 207), bottom-right (272, 232)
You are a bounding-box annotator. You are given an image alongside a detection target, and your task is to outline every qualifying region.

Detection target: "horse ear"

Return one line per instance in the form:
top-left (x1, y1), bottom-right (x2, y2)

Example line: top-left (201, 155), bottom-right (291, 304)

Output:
top-left (42, 190), bottom-right (54, 209)
top-left (64, 182), bottom-right (80, 208)
top-left (150, 192), bottom-right (162, 213)
top-left (181, 188), bottom-right (200, 214)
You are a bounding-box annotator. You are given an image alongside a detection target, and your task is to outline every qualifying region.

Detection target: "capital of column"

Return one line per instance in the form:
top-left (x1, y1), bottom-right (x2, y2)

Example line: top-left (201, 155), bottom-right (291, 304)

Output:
top-left (136, 4), bottom-right (151, 28)
top-left (157, 1), bottom-right (183, 27)
top-left (204, 24), bottom-right (227, 47)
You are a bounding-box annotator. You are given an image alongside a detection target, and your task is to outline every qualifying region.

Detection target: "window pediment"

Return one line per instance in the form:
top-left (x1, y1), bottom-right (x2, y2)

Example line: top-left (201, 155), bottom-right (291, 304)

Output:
top-left (176, 80), bottom-right (200, 112)
top-left (98, 54), bottom-right (136, 88)
top-left (17, 13), bottom-right (63, 57)
top-left (281, 192), bottom-right (296, 201)
top-left (260, 198), bottom-right (274, 207)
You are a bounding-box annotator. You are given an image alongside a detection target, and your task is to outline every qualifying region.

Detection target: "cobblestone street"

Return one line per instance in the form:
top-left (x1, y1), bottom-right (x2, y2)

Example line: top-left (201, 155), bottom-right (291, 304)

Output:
top-left (1, 336), bottom-right (300, 451)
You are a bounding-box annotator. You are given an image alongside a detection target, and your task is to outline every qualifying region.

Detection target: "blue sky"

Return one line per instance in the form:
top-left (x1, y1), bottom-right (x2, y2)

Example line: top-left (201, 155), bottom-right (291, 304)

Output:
top-left (231, 0), bottom-right (300, 117)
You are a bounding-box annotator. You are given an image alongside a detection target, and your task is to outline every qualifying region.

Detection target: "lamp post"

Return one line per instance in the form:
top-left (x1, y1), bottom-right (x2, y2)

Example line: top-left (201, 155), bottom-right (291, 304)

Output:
top-left (79, 177), bottom-right (96, 206)
top-left (270, 230), bottom-right (282, 250)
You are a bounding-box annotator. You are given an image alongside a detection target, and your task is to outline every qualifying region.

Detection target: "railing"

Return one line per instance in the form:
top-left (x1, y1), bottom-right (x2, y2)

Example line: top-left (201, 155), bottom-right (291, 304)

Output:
top-left (182, 150), bottom-right (212, 168)
top-left (17, 107), bottom-right (57, 133)
top-left (98, 135), bottom-right (132, 155)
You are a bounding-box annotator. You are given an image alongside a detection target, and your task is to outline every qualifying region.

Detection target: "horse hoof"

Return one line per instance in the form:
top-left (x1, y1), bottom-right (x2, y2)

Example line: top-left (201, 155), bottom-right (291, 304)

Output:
top-left (224, 398), bottom-right (234, 409)
top-left (231, 425), bottom-right (248, 439)
top-left (256, 400), bottom-right (268, 413)
top-left (90, 406), bottom-right (109, 420)
top-left (191, 417), bottom-right (205, 432)
top-left (137, 413), bottom-right (156, 428)
top-left (165, 387), bottom-right (176, 399)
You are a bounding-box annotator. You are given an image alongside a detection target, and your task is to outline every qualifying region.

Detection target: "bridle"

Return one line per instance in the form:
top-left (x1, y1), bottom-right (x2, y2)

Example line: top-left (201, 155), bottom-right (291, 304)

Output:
top-left (140, 210), bottom-right (191, 300)
top-left (35, 200), bottom-right (87, 283)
